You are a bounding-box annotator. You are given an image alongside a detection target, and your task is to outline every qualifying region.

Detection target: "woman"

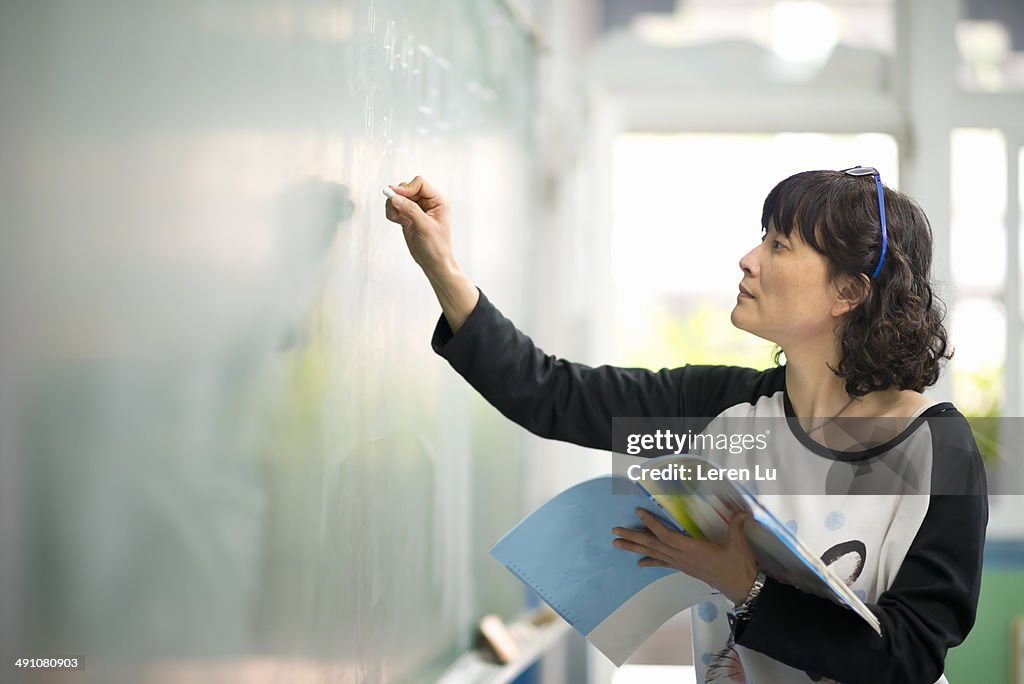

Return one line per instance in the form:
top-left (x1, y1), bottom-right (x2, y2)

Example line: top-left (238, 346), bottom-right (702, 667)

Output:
top-left (384, 170), bottom-right (987, 684)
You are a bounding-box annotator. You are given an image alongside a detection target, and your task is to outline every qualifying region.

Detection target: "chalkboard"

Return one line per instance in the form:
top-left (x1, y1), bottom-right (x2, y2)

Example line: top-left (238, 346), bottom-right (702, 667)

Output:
top-left (0, 0), bottom-right (538, 680)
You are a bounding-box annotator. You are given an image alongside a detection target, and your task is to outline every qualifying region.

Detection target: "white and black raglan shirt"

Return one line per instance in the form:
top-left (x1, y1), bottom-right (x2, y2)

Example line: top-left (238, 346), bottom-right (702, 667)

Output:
top-left (431, 290), bottom-right (988, 684)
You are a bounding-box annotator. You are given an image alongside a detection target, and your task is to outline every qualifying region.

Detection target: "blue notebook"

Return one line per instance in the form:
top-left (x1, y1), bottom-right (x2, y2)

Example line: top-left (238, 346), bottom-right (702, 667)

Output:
top-left (489, 455), bottom-right (881, 665)
top-left (489, 476), bottom-right (716, 665)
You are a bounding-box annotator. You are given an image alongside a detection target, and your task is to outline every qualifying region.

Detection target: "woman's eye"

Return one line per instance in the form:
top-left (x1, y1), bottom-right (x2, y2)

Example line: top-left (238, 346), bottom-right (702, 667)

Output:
top-left (772, 240), bottom-right (785, 250)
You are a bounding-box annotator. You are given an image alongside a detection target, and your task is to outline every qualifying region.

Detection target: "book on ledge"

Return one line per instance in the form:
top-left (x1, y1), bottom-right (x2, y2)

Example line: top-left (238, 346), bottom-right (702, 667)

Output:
top-left (488, 453), bottom-right (881, 666)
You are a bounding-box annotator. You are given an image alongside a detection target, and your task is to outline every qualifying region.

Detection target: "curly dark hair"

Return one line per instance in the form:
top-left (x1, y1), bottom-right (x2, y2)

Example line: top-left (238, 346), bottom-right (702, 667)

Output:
top-left (762, 170), bottom-right (953, 396)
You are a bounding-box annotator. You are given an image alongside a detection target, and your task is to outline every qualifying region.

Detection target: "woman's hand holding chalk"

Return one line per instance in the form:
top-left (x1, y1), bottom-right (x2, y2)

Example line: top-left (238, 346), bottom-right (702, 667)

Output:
top-left (383, 177), bottom-right (447, 255)
top-left (382, 175), bottom-right (479, 332)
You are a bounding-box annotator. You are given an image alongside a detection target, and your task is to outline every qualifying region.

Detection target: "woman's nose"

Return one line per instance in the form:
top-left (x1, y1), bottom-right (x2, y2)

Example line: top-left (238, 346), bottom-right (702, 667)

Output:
top-left (739, 244), bottom-right (759, 275)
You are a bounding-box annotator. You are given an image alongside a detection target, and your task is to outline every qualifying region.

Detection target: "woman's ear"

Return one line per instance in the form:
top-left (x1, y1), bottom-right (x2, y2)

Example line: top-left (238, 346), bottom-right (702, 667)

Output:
top-left (832, 273), bottom-right (871, 316)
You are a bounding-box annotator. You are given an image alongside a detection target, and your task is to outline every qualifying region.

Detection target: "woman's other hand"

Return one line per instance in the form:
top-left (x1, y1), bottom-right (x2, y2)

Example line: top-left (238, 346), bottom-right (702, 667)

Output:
top-left (612, 509), bottom-right (760, 605)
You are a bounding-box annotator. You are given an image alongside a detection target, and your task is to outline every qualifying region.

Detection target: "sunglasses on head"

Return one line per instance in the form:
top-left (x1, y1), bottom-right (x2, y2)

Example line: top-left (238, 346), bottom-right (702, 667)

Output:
top-left (840, 166), bottom-right (888, 279)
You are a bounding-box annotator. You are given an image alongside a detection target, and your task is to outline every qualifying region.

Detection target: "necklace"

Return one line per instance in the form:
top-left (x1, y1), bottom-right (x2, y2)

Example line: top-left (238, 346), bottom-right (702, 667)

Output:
top-left (805, 396), bottom-right (856, 435)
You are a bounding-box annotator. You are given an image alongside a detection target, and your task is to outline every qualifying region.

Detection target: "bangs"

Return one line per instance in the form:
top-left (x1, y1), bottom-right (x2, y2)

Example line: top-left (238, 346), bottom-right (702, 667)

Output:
top-left (760, 170), bottom-right (838, 254)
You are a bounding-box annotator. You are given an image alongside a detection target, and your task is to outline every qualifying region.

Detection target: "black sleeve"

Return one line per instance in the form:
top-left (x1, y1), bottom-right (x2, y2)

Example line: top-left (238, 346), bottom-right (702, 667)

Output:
top-left (430, 290), bottom-right (777, 450)
top-left (733, 412), bottom-right (989, 684)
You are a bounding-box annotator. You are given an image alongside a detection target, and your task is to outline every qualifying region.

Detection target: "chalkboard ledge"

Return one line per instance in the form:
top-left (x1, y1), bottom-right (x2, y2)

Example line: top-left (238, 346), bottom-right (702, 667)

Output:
top-left (437, 609), bottom-right (571, 684)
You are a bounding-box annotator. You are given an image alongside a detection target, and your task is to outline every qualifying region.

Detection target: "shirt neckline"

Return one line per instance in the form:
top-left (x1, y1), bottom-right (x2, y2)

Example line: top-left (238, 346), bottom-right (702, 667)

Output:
top-left (781, 388), bottom-right (956, 462)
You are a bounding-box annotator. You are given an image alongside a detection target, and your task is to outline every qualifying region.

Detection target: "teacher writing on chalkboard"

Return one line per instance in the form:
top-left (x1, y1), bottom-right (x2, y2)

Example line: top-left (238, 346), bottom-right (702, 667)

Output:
top-left (384, 172), bottom-right (987, 684)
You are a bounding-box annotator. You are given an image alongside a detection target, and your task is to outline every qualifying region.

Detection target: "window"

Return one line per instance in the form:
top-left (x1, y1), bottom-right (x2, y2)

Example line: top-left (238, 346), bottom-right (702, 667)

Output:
top-left (610, 131), bottom-right (898, 369)
top-left (957, 0), bottom-right (1024, 92)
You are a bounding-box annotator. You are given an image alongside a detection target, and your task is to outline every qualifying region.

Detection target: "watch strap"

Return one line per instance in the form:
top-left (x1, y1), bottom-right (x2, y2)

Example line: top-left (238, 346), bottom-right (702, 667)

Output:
top-left (731, 570), bottom-right (766, 622)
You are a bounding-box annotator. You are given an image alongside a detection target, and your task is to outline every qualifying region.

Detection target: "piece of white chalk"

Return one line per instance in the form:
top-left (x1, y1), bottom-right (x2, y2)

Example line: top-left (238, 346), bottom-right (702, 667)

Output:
top-left (382, 186), bottom-right (397, 199)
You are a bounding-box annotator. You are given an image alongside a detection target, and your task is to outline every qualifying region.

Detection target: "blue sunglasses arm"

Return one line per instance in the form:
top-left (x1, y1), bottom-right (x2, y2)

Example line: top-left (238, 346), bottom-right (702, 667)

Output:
top-left (871, 174), bottom-right (888, 279)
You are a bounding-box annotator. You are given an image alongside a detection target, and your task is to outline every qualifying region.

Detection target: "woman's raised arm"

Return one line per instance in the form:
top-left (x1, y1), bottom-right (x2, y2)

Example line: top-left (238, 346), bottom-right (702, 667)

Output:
top-left (384, 175), bottom-right (698, 449)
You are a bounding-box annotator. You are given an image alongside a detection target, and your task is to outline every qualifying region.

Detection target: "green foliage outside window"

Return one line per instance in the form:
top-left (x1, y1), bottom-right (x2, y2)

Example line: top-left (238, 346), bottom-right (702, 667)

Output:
top-left (625, 305), bottom-right (1003, 466)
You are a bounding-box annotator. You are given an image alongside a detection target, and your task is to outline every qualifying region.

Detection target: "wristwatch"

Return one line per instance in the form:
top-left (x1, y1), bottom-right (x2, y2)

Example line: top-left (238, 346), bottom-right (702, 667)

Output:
top-left (731, 570), bottom-right (767, 623)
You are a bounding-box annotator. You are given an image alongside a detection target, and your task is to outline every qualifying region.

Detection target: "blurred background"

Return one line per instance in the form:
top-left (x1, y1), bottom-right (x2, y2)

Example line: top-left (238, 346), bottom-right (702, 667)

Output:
top-left (1, 0), bottom-right (1022, 682)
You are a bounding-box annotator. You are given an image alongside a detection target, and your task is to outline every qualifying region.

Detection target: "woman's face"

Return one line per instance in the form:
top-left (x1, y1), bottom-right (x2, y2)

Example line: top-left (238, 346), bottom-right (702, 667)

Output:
top-left (731, 221), bottom-right (840, 346)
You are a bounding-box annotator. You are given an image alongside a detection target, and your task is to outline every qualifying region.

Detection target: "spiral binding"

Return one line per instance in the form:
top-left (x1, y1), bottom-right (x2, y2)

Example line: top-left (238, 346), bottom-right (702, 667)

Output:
top-left (506, 562), bottom-right (578, 625)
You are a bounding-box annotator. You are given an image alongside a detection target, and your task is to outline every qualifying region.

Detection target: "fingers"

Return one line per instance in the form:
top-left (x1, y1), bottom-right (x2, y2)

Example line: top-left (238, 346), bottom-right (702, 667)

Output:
top-left (613, 525), bottom-right (658, 550)
top-left (613, 508), bottom-right (706, 569)
top-left (384, 201), bottom-right (411, 228)
top-left (391, 176), bottom-right (446, 213)
top-left (395, 175), bottom-right (440, 202)
top-left (612, 537), bottom-right (646, 554)
top-left (635, 509), bottom-right (697, 550)
top-left (635, 509), bottom-right (673, 539)
top-left (384, 200), bottom-right (404, 224)
top-left (615, 511), bottom-right (757, 588)
top-left (727, 512), bottom-right (752, 547)
top-left (638, 557), bottom-right (672, 569)
top-left (613, 536), bottom-right (673, 565)
top-left (611, 526), bottom-right (653, 544)
top-left (613, 521), bottom-right (678, 560)
top-left (728, 512), bottom-right (749, 536)
top-left (385, 192), bottom-right (426, 226)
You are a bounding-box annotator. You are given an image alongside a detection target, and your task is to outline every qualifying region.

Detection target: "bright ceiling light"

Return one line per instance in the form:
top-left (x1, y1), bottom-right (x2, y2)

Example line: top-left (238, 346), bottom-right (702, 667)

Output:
top-left (770, 1), bottom-right (839, 64)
